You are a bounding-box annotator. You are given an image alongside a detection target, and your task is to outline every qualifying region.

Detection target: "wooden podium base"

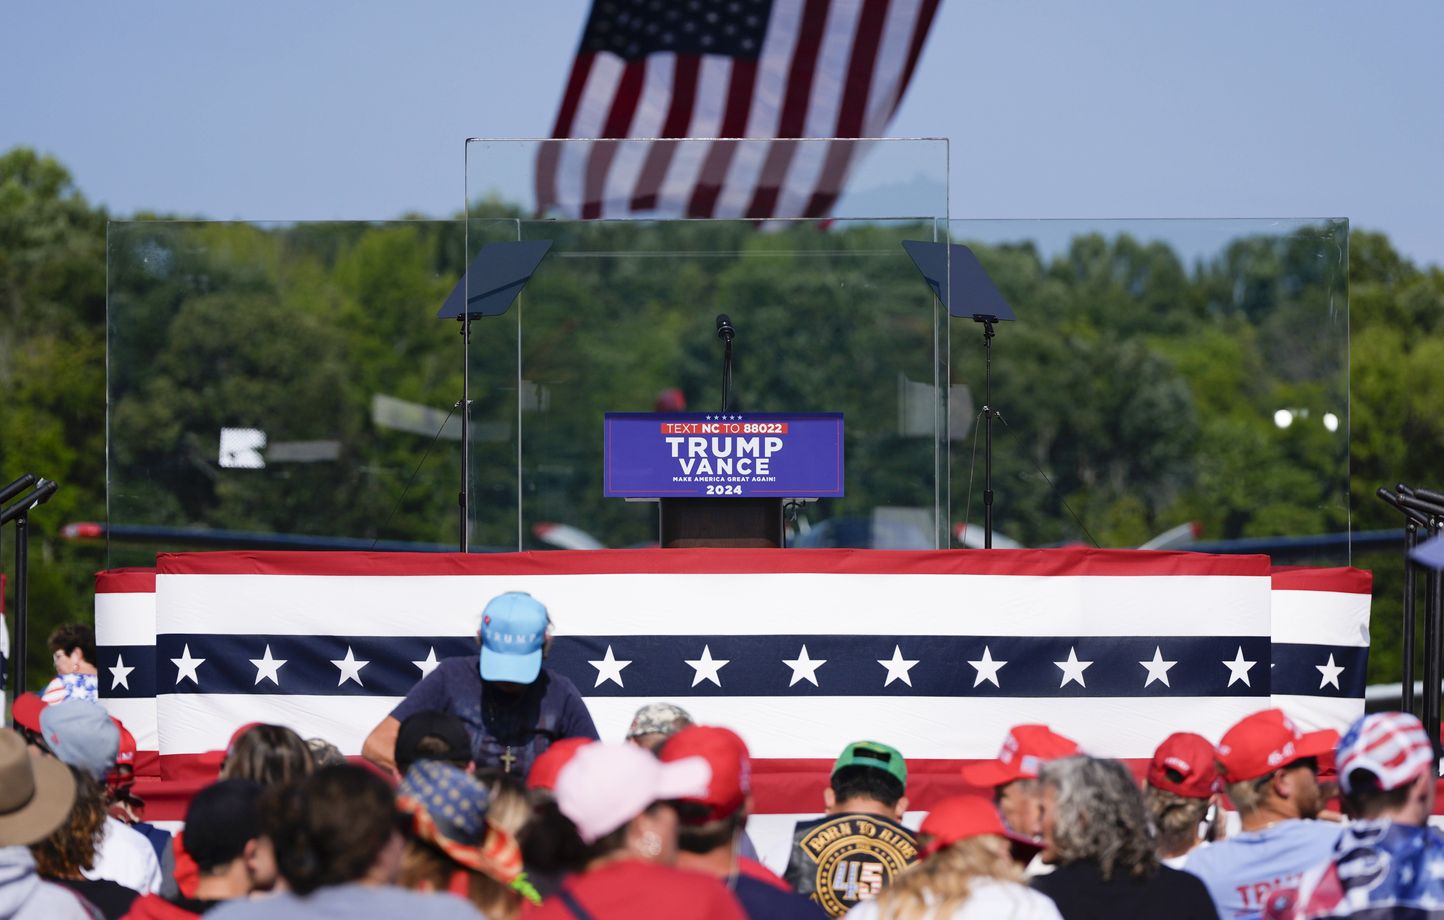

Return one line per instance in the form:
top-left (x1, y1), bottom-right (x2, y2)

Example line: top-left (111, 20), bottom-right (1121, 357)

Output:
top-left (659, 497), bottom-right (784, 548)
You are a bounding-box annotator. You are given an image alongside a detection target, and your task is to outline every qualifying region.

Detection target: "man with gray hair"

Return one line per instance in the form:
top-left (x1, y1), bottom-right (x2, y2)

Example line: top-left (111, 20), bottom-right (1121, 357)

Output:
top-left (1032, 755), bottom-right (1216, 917)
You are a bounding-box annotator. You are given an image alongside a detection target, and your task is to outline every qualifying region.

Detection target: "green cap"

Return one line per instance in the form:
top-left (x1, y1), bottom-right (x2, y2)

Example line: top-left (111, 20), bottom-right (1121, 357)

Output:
top-left (832, 740), bottom-right (907, 790)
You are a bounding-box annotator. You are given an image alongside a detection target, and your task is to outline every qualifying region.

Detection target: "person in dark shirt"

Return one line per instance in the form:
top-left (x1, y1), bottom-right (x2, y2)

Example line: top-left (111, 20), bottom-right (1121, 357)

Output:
top-left (660, 725), bottom-right (827, 919)
top-left (123, 779), bottom-right (267, 919)
top-left (1031, 755), bottom-right (1218, 920)
top-left (362, 591), bottom-right (599, 777)
top-left (783, 741), bottom-right (918, 918)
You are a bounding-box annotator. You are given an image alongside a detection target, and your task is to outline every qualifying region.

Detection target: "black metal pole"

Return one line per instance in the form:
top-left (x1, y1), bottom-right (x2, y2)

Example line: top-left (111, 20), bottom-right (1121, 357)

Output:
top-left (720, 337), bottom-right (732, 414)
top-left (1426, 517), bottom-right (1438, 768)
top-left (981, 320), bottom-right (995, 549)
top-left (0, 474), bottom-right (36, 506)
top-left (1404, 519), bottom-right (1420, 716)
top-left (458, 317), bottom-right (470, 553)
top-left (1430, 517), bottom-right (1444, 771)
top-left (14, 512), bottom-right (28, 695)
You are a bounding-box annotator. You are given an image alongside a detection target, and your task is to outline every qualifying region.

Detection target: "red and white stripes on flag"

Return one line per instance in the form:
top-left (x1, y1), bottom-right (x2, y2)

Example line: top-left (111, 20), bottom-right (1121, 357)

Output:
top-left (92, 549), bottom-right (1374, 868)
top-left (535, 0), bottom-right (941, 219)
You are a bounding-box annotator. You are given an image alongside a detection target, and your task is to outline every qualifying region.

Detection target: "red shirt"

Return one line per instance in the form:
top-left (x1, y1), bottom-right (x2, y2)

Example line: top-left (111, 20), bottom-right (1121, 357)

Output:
top-left (529, 860), bottom-right (746, 920)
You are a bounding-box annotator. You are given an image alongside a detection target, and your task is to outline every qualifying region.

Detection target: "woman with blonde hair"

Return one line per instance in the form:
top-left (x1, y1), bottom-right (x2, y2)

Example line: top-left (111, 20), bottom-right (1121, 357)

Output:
top-left (847, 795), bottom-right (1062, 919)
top-left (1142, 733), bottom-right (1225, 866)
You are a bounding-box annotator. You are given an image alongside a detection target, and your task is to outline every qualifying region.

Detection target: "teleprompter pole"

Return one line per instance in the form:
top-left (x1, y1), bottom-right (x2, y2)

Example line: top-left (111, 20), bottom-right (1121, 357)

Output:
top-left (981, 319), bottom-right (995, 549)
top-left (14, 512), bottom-right (27, 694)
top-left (1404, 518), bottom-right (1420, 716)
top-left (458, 317), bottom-right (470, 553)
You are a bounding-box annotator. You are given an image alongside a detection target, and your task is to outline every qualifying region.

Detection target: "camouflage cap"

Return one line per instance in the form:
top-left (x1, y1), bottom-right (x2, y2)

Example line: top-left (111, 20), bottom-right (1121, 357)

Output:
top-left (626, 702), bottom-right (693, 739)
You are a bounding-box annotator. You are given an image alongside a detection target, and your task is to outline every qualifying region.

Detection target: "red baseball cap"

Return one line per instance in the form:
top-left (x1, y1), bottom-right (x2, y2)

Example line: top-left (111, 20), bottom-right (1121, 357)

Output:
top-left (659, 726), bottom-right (750, 823)
top-left (918, 795), bottom-right (1007, 859)
top-left (1216, 709), bottom-right (1339, 783)
top-left (960, 725), bottom-right (1080, 788)
top-left (1147, 732), bottom-right (1220, 799)
top-left (113, 718), bottom-right (137, 766)
top-left (11, 692), bottom-right (46, 734)
top-left (527, 738), bottom-right (593, 792)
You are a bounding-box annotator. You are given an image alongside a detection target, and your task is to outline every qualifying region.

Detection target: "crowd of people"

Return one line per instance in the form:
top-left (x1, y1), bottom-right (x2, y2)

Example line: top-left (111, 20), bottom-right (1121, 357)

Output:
top-left (3, 594), bottom-right (1443, 919)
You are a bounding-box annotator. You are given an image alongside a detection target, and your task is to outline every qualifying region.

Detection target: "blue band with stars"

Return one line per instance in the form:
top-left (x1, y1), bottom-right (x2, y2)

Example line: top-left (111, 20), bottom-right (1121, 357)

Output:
top-left (97, 634), bottom-right (1364, 700)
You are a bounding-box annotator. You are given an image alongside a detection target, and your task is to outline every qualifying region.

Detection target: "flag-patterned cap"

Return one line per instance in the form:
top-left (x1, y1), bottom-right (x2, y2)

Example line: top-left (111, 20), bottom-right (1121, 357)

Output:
top-left (960, 725), bottom-right (1079, 788)
top-left (397, 760), bottom-right (522, 883)
top-left (1336, 711), bottom-right (1436, 795)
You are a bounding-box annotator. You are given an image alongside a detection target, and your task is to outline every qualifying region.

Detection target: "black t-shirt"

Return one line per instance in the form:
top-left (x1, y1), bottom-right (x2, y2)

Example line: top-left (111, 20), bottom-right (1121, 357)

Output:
top-left (48, 876), bottom-right (140, 920)
top-left (782, 812), bottom-right (919, 917)
top-left (1031, 859), bottom-right (1219, 920)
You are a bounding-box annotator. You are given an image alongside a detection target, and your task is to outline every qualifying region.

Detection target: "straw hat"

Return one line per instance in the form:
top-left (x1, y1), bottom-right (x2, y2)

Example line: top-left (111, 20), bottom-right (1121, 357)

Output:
top-left (0, 728), bottom-right (77, 846)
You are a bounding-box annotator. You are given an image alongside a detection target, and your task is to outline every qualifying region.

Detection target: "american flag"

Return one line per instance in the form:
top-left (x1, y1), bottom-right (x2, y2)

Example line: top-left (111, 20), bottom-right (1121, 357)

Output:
top-left (535, 0), bottom-right (941, 219)
top-left (94, 548), bottom-right (1371, 868)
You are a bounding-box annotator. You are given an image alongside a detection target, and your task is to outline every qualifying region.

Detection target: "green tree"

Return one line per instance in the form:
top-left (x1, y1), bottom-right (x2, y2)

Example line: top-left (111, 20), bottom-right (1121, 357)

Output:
top-left (0, 149), bottom-right (107, 687)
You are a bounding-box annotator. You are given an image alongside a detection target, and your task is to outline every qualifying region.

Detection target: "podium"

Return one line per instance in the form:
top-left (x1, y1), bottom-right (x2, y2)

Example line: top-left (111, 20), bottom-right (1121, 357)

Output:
top-left (604, 412), bottom-right (845, 549)
top-left (659, 497), bottom-right (784, 548)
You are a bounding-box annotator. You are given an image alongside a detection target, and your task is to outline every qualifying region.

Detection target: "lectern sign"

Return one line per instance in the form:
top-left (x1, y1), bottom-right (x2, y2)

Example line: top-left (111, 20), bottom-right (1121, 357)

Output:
top-left (604, 412), bottom-right (844, 498)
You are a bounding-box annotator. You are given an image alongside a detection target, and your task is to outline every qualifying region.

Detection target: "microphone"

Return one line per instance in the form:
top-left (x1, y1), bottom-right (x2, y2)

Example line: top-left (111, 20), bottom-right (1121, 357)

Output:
top-left (0, 478), bottom-right (58, 526)
top-left (716, 313), bottom-right (735, 343)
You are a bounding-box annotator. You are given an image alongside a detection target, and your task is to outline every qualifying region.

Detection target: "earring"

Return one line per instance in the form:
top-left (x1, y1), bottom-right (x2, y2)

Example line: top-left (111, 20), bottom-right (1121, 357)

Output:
top-left (638, 830), bottom-right (663, 859)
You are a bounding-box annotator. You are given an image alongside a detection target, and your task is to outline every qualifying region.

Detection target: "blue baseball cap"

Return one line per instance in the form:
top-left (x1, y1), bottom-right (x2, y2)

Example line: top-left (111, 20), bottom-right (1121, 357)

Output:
top-left (479, 592), bottom-right (548, 683)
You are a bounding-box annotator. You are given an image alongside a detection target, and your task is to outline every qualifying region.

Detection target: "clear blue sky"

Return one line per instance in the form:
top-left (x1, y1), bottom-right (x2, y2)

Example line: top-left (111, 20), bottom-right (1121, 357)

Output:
top-left (3, 1), bottom-right (1440, 266)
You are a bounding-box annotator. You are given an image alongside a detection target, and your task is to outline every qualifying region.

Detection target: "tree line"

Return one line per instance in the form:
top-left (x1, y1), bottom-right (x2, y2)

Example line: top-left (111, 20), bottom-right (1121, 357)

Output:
top-left (2, 146), bottom-right (1441, 687)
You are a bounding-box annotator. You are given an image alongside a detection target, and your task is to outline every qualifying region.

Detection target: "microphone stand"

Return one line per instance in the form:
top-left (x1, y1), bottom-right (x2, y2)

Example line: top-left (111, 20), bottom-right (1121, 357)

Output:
top-left (1, 476), bottom-right (58, 695)
top-left (458, 316), bottom-right (471, 552)
top-left (976, 316), bottom-right (998, 548)
top-left (1398, 489), bottom-right (1444, 751)
top-left (717, 315), bottom-right (735, 414)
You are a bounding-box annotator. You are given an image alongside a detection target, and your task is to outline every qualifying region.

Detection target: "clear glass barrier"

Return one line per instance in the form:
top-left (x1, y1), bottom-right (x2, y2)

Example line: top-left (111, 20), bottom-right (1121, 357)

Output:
top-left (948, 218), bottom-right (1349, 550)
top-left (466, 138), bottom-right (952, 551)
top-left (107, 220), bottom-right (477, 558)
top-left (106, 189), bottom-right (1345, 556)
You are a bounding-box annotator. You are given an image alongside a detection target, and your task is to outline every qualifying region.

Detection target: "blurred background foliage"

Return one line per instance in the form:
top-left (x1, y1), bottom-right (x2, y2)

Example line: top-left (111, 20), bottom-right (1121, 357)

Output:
top-left (3, 146), bottom-right (1442, 689)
